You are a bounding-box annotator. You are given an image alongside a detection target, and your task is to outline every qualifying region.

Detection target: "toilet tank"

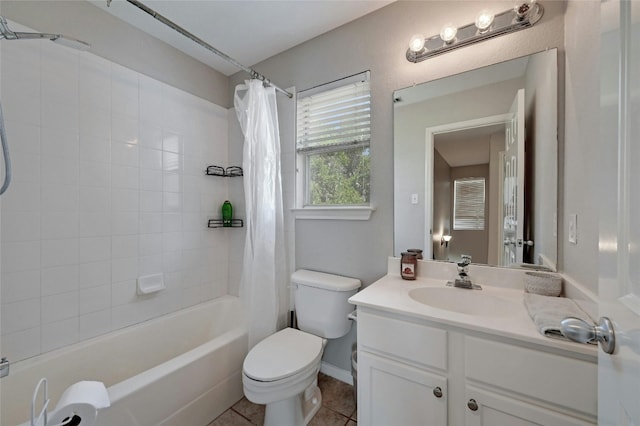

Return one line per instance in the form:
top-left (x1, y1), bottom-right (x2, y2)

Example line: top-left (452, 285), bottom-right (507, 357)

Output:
top-left (292, 269), bottom-right (361, 339)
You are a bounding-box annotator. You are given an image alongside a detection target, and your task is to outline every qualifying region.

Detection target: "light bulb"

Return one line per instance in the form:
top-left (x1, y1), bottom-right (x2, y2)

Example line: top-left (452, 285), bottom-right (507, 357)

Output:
top-left (475, 10), bottom-right (495, 32)
top-left (408, 34), bottom-right (426, 53)
top-left (439, 24), bottom-right (457, 43)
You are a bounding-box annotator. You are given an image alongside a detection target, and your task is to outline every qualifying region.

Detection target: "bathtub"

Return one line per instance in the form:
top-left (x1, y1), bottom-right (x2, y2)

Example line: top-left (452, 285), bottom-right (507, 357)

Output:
top-left (2, 296), bottom-right (248, 426)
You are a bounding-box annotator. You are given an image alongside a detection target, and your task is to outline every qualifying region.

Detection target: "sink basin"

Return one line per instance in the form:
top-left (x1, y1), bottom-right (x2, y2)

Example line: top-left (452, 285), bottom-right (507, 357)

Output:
top-left (408, 287), bottom-right (520, 317)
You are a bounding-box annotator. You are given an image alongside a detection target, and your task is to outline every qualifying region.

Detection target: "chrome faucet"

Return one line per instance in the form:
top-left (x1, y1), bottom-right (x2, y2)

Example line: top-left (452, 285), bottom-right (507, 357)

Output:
top-left (448, 255), bottom-right (482, 290)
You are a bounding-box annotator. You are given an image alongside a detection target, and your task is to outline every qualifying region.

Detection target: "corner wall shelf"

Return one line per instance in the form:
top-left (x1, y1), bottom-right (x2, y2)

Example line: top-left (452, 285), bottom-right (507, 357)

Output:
top-left (206, 165), bottom-right (243, 177)
top-left (208, 219), bottom-right (244, 228)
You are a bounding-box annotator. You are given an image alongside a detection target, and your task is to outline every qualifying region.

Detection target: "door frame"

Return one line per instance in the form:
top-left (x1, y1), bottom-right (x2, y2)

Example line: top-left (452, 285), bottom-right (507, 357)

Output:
top-left (425, 113), bottom-right (511, 261)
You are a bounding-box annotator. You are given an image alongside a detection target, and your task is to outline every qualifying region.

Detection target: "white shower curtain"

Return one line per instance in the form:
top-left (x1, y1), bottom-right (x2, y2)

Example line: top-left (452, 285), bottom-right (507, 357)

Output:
top-left (234, 80), bottom-right (286, 349)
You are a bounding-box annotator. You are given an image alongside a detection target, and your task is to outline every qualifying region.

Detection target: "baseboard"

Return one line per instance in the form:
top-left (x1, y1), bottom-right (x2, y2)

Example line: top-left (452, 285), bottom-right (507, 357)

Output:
top-left (320, 361), bottom-right (353, 386)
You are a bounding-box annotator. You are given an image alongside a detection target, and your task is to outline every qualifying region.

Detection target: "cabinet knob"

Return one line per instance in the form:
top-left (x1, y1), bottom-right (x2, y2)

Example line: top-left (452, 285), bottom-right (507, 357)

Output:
top-left (433, 386), bottom-right (443, 398)
top-left (467, 399), bottom-right (479, 411)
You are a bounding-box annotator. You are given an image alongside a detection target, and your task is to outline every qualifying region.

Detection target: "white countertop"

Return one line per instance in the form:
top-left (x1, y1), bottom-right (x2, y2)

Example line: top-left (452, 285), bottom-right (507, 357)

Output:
top-left (349, 273), bottom-right (598, 359)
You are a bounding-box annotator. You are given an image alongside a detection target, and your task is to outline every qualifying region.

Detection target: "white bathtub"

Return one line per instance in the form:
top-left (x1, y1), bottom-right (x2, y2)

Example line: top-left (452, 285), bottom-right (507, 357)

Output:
top-left (2, 296), bottom-right (248, 426)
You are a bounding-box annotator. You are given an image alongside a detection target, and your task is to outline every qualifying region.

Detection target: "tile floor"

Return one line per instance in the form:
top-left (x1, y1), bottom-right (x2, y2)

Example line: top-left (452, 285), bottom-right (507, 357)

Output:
top-left (208, 373), bottom-right (357, 426)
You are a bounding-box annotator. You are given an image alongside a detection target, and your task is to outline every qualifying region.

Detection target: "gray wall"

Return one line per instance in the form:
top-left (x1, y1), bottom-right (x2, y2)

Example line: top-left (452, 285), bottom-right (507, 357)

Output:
top-left (230, 1), bottom-right (567, 371)
top-left (1, 0), bottom-right (231, 107)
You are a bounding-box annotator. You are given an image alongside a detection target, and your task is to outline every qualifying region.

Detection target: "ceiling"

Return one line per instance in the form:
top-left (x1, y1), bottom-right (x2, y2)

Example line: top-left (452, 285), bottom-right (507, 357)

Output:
top-left (90, 0), bottom-right (394, 76)
top-left (434, 124), bottom-right (505, 168)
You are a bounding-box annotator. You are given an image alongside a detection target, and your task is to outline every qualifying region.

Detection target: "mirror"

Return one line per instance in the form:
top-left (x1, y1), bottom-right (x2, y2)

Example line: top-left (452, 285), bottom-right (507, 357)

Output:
top-left (393, 49), bottom-right (557, 270)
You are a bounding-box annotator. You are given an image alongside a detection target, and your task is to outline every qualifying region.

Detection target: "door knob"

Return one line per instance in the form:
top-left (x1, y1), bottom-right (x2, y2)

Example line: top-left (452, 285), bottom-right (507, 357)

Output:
top-left (560, 316), bottom-right (615, 354)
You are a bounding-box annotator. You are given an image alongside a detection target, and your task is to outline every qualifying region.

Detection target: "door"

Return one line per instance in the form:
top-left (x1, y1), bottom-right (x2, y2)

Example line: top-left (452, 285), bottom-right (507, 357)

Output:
top-left (501, 89), bottom-right (525, 267)
top-left (358, 351), bottom-right (447, 426)
top-left (597, 1), bottom-right (640, 425)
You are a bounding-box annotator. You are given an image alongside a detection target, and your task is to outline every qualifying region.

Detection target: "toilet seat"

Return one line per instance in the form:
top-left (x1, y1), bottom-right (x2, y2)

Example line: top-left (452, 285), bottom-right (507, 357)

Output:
top-left (243, 328), bottom-right (324, 382)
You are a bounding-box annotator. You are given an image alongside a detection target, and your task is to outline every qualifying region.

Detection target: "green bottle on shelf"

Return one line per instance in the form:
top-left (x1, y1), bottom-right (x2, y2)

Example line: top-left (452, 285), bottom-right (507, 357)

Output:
top-left (222, 200), bottom-right (233, 227)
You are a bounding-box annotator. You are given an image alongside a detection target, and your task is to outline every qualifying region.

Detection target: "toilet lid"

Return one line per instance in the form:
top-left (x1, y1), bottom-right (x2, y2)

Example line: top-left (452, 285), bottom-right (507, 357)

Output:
top-left (243, 328), bottom-right (324, 382)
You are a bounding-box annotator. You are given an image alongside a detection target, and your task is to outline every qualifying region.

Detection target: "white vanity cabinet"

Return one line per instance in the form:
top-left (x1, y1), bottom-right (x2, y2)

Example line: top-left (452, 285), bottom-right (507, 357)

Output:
top-left (357, 308), bottom-right (597, 426)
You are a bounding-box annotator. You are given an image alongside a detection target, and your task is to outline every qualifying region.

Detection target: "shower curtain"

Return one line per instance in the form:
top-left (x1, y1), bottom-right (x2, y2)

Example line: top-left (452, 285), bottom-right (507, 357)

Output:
top-left (234, 80), bottom-right (286, 349)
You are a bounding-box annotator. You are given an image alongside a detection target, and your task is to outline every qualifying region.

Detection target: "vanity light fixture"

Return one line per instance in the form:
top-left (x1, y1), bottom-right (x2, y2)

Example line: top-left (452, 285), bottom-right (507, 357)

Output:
top-left (406, 1), bottom-right (543, 63)
top-left (441, 235), bottom-right (452, 247)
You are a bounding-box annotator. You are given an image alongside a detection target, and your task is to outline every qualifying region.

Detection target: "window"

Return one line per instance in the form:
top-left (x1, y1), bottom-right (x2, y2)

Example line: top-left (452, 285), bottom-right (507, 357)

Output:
top-left (453, 177), bottom-right (485, 230)
top-left (296, 73), bottom-right (371, 208)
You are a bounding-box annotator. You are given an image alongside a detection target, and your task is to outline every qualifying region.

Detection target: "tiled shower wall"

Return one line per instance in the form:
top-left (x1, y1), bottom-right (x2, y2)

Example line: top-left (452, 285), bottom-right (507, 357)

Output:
top-left (0, 22), bottom-right (232, 362)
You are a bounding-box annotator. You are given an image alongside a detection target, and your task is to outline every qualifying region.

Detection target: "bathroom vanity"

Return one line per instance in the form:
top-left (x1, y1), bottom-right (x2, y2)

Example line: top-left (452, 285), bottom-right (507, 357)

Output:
top-left (349, 259), bottom-right (597, 426)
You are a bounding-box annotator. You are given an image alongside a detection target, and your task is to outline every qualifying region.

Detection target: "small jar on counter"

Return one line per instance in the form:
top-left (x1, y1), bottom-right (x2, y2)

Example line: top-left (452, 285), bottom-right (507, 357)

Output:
top-left (407, 248), bottom-right (423, 260)
top-left (400, 252), bottom-right (418, 280)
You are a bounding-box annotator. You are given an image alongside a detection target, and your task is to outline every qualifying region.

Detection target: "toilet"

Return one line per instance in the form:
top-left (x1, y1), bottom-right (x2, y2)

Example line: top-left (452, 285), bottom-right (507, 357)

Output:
top-left (242, 269), bottom-right (361, 426)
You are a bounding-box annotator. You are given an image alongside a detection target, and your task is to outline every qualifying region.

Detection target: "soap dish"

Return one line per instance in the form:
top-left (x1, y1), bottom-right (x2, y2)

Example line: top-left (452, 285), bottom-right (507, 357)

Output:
top-left (524, 271), bottom-right (562, 297)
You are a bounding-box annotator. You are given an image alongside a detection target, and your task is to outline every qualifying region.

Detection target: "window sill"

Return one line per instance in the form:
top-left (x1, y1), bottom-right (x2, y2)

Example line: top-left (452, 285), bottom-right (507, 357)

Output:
top-left (291, 206), bottom-right (376, 221)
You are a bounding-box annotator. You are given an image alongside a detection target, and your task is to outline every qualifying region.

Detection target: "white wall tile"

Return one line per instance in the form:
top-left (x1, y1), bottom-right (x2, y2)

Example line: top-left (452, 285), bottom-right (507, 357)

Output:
top-left (2, 181), bottom-right (41, 212)
top-left (41, 317), bottom-right (79, 353)
top-left (80, 161), bottom-right (111, 188)
top-left (139, 254), bottom-right (162, 276)
top-left (111, 280), bottom-right (136, 307)
top-left (111, 257), bottom-right (138, 282)
top-left (139, 212), bottom-right (163, 234)
top-left (5, 121), bottom-right (40, 157)
top-left (41, 291), bottom-right (79, 324)
top-left (79, 237), bottom-right (111, 264)
top-left (111, 114), bottom-right (138, 144)
top-left (162, 213), bottom-right (182, 233)
top-left (112, 235), bottom-right (138, 259)
top-left (79, 134), bottom-right (110, 163)
top-left (79, 260), bottom-right (111, 289)
top-left (41, 212), bottom-right (79, 240)
top-left (41, 265), bottom-right (79, 296)
top-left (79, 309), bottom-right (111, 340)
top-left (79, 212), bottom-right (112, 237)
top-left (2, 241), bottom-right (41, 273)
top-left (2, 327), bottom-right (41, 361)
top-left (2, 270), bottom-right (41, 304)
top-left (140, 147), bottom-right (163, 170)
top-left (140, 191), bottom-right (163, 213)
top-left (111, 212), bottom-right (139, 235)
top-left (111, 165), bottom-right (139, 189)
top-left (79, 285), bottom-right (111, 315)
top-left (1, 43), bottom-right (233, 362)
top-left (41, 238), bottom-right (79, 268)
top-left (139, 234), bottom-right (162, 256)
top-left (163, 172), bottom-right (182, 193)
top-left (2, 212), bottom-right (41, 241)
top-left (140, 168), bottom-right (163, 192)
top-left (1, 298), bottom-right (41, 334)
top-left (138, 123), bottom-right (163, 150)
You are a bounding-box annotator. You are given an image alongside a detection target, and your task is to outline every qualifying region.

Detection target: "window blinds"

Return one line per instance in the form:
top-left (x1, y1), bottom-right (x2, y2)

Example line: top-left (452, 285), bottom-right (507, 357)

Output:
top-left (453, 177), bottom-right (485, 230)
top-left (296, 80), bottom-right (371, 153)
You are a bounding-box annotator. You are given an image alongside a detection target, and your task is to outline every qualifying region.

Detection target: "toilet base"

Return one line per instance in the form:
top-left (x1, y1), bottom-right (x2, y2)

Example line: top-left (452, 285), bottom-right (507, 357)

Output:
top-left (263, 382), bottom-right (322, 426)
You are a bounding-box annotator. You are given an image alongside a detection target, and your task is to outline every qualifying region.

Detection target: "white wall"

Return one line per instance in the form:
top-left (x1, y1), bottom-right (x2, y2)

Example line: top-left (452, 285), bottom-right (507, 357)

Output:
top-left (524, 50), bottom-right (558, 269)
top-left (0, 22), bottom-right (231, 362)
top-left (562, 1), bottom-right (601, 293)
top-left (230, 1), bottom-right (566, 372)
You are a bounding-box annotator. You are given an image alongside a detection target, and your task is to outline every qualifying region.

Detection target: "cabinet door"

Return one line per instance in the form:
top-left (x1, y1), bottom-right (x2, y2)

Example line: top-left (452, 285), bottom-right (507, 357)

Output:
top-left (465, 386), bottom-right (595, 426)
top-left (359, 351), bottom-right (447, 426)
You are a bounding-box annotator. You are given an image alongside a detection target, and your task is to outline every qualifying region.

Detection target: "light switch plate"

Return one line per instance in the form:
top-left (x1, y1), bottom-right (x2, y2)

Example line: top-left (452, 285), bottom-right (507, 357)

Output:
top-left (568, 214), bottom-right (577, 244)
top-left (411, 193), bottom-right (419, 204)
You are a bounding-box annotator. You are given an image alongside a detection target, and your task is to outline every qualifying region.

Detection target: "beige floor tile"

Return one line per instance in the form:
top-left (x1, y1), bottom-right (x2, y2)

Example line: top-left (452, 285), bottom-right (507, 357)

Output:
top-left (318, 373), bottom-right (356, 418)
top-left (208, 409), bottom-right (253, 426)
top-left (308, 406), bottom-right (351, 426)
top-left (232, 397), bottom-right (265, 426)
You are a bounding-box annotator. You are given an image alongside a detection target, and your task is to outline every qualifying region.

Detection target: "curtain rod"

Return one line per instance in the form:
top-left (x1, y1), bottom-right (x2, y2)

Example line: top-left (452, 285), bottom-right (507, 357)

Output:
top-left (107, 0), bottom-right (293, 99)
